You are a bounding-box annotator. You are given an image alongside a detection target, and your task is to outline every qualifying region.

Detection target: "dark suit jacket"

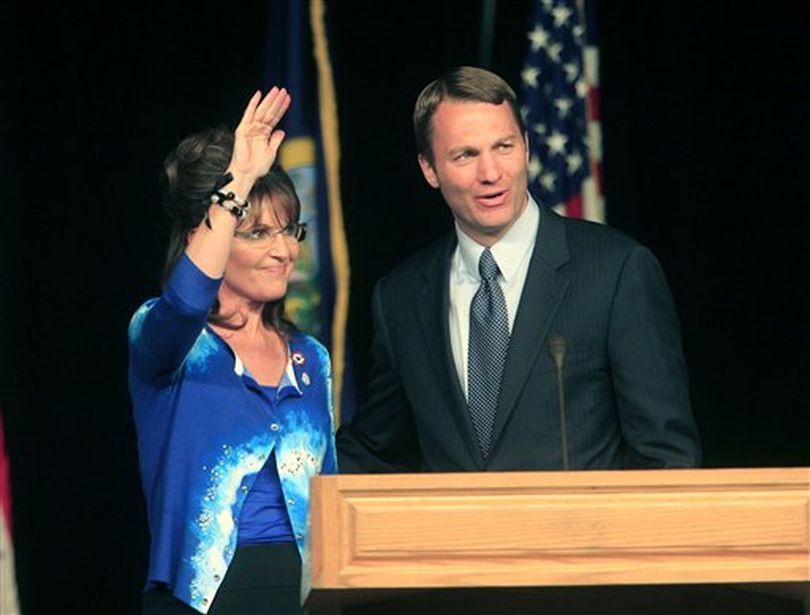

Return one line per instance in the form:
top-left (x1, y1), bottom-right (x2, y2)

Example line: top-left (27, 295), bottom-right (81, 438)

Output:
top-left (338, 205), bottom-right (701, 472)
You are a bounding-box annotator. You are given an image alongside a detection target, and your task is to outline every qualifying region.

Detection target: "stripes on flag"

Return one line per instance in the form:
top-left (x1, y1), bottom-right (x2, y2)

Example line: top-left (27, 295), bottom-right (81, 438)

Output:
top-left (520, 0), bottom-right (604, 222)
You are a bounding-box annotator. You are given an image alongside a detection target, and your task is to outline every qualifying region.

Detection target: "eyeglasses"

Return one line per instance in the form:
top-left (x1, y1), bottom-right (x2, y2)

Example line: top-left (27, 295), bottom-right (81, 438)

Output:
top-left (234, 222), bottom-right (307, 244)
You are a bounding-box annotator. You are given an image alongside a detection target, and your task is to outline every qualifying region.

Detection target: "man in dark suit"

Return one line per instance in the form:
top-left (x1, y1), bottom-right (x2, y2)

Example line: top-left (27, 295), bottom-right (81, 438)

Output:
top-left (337, 66), bottom-right (701, 472)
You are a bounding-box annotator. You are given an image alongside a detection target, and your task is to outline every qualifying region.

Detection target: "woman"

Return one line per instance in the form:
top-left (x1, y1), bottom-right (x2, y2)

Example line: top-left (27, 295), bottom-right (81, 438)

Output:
top-left (129, 86), bottom-right (337, 614)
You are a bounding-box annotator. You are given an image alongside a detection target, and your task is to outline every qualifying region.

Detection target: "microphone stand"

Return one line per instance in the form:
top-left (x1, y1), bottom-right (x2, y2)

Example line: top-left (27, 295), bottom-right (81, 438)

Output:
top-left (549, 335), bottom-right (569, 470)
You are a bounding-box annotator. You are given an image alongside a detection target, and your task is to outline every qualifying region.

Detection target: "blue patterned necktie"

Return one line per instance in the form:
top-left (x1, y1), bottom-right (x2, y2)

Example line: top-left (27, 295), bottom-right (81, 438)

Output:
top-left (467, 248), bottom-right (510, 458)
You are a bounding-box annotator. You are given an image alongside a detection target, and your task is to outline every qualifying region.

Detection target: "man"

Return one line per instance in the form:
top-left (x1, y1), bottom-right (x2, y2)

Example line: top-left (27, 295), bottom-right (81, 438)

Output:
top-left (337, 66), bottom-right (700, 472)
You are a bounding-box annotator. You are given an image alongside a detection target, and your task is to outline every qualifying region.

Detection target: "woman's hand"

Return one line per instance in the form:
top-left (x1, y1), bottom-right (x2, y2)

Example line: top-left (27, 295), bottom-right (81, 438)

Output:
top-left (227, 86), bottom-right (292, 182)
top-left (185, 86), bottom-right (290, 278)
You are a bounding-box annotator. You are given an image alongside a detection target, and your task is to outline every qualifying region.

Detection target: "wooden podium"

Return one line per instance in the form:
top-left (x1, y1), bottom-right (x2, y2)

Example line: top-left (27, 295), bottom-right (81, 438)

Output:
top-left (305, 468), bottom-right (809, 613)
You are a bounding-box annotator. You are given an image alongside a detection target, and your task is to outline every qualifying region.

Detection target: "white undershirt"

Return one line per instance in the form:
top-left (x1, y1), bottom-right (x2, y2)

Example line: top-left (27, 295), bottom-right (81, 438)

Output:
top-left (448, 194), bottom-right (540, 400)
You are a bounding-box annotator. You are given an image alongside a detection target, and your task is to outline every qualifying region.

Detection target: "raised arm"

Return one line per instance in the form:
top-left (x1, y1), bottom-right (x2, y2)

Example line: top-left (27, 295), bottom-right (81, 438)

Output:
top-left (129, 86), bottom-right (291, 381)
top-left (186, 86), bottom-right (291, 277)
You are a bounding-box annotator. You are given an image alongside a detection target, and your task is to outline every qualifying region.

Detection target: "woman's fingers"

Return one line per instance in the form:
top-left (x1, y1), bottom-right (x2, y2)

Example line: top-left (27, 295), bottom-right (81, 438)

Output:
top-left (236, 85), bottom-right (292, 138)
top-left (271, 91), bottom-right (292, 127)
top-left (255, 86), bottom-right (282, 117)
top-left (256, 87), bottom-right (290, 128)
top-left (236, 90), bottom-right (263, 132)
top-left (267, 129), bottom-right (287, 160)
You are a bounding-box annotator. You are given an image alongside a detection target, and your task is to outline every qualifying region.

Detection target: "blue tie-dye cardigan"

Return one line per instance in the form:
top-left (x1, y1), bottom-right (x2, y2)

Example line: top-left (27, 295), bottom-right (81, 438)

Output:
top-left (128, 253), bottom-right (337, 613)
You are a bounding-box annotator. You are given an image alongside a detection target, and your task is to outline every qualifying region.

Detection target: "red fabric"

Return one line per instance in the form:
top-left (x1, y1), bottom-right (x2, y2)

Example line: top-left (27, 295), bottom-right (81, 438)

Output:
top-left (0, 413), bottom-right (12, 537)
top-left (566, 192), bottom-right (584, 219)
top-left (587, 86), bottom-right (601, 122)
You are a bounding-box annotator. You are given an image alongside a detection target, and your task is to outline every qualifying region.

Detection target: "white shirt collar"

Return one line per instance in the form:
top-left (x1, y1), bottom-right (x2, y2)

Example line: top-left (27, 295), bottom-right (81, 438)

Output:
top-left (232, 343), bottom-right (302, 394)
top-left (454, 194), bottom-right (540, 283)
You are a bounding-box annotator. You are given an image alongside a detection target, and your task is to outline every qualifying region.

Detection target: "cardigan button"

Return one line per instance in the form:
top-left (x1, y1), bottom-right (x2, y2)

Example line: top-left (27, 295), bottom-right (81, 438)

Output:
top-left (270, 423), bottom-right (280, 432)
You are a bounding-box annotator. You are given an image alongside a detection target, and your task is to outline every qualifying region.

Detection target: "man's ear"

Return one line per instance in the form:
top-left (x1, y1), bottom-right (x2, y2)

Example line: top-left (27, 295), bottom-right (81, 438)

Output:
top-left (418, 154), bottom-right (440, 189)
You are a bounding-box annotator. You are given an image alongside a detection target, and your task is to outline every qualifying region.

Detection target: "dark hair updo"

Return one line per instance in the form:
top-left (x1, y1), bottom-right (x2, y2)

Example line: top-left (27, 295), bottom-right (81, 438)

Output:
top-left (160, 126), bottom-right (301, 333)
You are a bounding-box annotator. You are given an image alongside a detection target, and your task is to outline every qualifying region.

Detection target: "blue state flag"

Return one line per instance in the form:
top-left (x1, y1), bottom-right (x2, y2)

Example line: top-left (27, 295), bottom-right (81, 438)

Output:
top-left (264, 0), bottom-right (354, 423)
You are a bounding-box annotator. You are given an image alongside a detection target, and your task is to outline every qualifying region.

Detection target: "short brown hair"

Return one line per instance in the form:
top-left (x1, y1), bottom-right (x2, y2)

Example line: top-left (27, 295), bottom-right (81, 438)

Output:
top-left (413, 66), bottom-right (526, 165)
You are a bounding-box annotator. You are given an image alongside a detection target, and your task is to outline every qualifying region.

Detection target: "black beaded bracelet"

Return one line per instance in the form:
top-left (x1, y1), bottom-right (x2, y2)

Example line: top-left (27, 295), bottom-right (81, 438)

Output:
top-left (210, 190), bottom-right (250, 218)
top-left (203, 172), bottom-right (251, 228)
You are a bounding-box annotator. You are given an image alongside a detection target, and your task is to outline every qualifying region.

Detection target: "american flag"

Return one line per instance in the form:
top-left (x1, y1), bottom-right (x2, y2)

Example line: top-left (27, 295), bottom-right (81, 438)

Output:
top-left (520, 0), bottom-right (604, 222)
top-left (0, 411), bottom-right (20, 615)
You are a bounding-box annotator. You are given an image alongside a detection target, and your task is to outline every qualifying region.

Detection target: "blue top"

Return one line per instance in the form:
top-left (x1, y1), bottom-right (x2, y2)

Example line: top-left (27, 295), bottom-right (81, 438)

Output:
top-left (128, 253), bottom-right (337, 613)
top-left (237, 451), bottom-right (295, 545)
top-left (237, 385), bottom-right (295, 546)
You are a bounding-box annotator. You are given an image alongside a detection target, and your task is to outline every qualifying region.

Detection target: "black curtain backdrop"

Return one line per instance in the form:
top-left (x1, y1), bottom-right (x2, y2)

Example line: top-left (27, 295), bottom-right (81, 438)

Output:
top-left (2, 1), bottom-right (808, 613)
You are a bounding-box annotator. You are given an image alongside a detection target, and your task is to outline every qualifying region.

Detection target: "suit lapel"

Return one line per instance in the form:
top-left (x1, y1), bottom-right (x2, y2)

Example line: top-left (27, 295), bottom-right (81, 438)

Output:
top-left (489, 207), bottom-right (570, 455)
top-left (415, 236), bottom-right (485, 468)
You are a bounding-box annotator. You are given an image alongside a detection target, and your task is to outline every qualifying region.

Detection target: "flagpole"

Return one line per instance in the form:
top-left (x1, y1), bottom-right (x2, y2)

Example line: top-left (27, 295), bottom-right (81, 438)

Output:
top-left (479, 0), bottom-right (497, 68)
top-left (310, 0), bottom-right (351, 425)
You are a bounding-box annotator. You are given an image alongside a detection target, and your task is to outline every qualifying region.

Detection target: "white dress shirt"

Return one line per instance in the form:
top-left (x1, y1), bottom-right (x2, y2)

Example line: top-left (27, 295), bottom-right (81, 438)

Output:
top-left (448, 195), bottom-right (540, 399)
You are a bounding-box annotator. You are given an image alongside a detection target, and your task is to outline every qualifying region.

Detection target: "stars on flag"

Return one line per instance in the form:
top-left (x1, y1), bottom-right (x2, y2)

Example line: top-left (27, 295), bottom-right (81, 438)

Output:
top-left (563, 62), bottom-right (579, 83)
top-left (554, 97), bottom-right (573, 118)
top-left (566, 151), bottom-right (583, 173)
top-left (551, 4), bottom-right (572, 27)
top-left (528, 156), bottom-right (542, 181)
top-left (521, 66), bottom-right (541, 88)
top-left (546, 130), bottom-right (568, 155)
top-left (527, 26), bottom-right (550, 51)
top-left (547, 42), bottom-right (563, 63)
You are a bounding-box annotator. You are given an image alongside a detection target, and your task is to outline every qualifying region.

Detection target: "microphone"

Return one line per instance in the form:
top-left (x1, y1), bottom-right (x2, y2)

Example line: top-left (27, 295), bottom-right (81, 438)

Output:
top-left (548, 335), bottom-right (569, 470)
